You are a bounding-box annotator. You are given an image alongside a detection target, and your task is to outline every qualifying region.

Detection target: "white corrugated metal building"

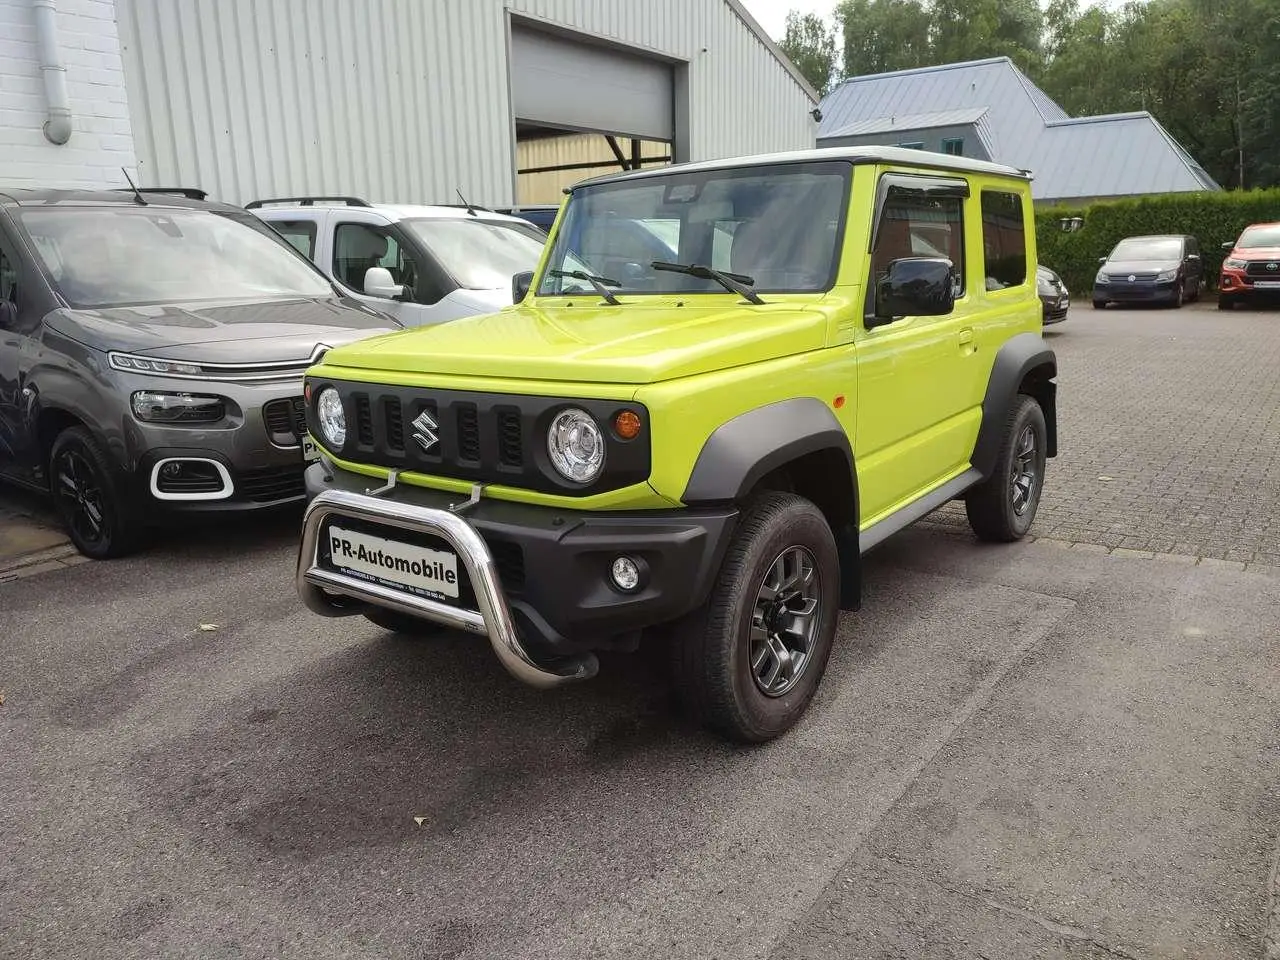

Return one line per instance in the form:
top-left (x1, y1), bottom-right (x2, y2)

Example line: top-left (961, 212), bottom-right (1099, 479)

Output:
top-left (1, 0), bottom-right (821, 207)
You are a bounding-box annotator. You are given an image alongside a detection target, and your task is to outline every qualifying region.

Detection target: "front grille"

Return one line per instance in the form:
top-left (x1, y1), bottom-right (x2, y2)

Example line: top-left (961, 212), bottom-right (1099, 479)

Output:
top-left (457, 404), bottom-right (481, 463)
top-left (263, 397), bottom-right (307, 445)
top-left (313, 383), bottom-right (651, 496)
top-left (1244, 260), bottom-right (1280, 278)
top-left (237, 465), bottom-right (306, 502)
top-left (485, 537), bottom-right (525, 593)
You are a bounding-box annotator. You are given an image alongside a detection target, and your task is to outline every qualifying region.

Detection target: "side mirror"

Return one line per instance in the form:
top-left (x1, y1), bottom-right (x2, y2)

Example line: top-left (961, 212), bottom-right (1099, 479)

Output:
top-left (1222, 241), bottom-right (1235, 251)
top-left (1187, 253), bottom-right (1201, 261)
top-left (363, 266), bottom-right (406, 301)
top-left (0, 300), bottom-right (15, 330)
top-left (1098, 256), bottom-right (1107, 263)
top-left (512, 270), bottom-right (534, 303)
top-left (872, 257), bottom-right (955, 326)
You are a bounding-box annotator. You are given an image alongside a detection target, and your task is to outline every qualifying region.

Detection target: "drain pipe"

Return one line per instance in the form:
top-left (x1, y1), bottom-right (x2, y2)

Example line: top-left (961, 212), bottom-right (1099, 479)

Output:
top-left (32, 0), bottom-right (72, 144)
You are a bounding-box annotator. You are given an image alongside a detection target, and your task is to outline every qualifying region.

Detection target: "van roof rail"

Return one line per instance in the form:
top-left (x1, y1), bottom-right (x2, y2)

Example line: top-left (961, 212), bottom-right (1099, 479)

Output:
top-left (244, 196), bottom-right (370, 209)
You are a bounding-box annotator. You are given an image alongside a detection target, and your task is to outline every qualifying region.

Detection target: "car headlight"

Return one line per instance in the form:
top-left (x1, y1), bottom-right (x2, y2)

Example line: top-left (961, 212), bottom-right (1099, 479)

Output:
top-left (1096, 272), bottom-right (1110, 282)
top-left (316, 387), bottom-right (346, 449)
top-left (110, 352), bottom-right (204, 376)
top-left (1157, 270), bottom-right (1177, 281)
top-left (130, 391), bottom-right (225, 423)
top-left (1224, 257), bottom-right (1246, 269)
top-left (547, 408), bottom-right (604, 483)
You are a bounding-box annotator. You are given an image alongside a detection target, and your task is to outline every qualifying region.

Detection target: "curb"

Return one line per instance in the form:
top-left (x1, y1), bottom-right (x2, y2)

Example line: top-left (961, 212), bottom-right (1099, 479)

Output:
top-left (0, 543), bottom-right (88, 583)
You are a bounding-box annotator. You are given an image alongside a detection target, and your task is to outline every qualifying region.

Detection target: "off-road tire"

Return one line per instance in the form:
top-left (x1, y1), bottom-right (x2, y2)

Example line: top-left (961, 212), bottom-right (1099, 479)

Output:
top-left (48, 425), bottom-right (140, 559)
top-left (964, 394), bottom-right (1047, 543)
top-left (670, 491), bottom-right (840, 743)
top-left (363, 607), bottom-right (447, 636)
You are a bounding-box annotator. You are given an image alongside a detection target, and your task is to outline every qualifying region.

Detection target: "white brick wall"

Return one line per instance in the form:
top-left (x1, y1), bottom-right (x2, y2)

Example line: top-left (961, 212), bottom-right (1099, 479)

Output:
top-left (0, 0), bottom-right (137, 189)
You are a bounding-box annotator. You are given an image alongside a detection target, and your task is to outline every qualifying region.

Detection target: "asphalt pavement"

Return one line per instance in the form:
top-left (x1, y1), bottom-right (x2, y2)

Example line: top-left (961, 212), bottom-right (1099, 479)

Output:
top-left (3, 302), bottom-right (1280, 959)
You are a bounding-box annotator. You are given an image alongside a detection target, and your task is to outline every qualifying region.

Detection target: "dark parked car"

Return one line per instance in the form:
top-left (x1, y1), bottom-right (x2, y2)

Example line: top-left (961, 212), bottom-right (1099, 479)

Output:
top-left (1092, 234), bottom-right (1203, 309)
top-left (1037, 264), bottom-right (1069, 324)
top-left (1217, 221), bottom-right (1280, 310)
top-left (0, 187), bottom-right (400, 558)
top-left (492, 205), bottom-right (559, 232)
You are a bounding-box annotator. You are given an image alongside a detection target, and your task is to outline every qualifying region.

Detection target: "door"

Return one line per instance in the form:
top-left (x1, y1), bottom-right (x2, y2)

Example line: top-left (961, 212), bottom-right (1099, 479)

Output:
top-left (330, 219), bottom-right (449, 327)
top-left (0, 228), bottom-right (42, 483)
top-left (854, 174), bottom-right (985, 525)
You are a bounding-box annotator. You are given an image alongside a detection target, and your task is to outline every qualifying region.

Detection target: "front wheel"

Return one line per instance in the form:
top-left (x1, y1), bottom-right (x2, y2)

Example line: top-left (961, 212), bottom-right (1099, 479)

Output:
top-left (1171, 280), bottom-right (1185, 308)
top-left (48, 425), bottom-right (140, 559)
top-left (671, 492), bottom-right (840, 743)
top-left (1218, 295), bottom-right (1236, 311)
top-left (1092, 299), bottom-right (1107, 309)
top-left (964, 394), bottom-right (1048, 542)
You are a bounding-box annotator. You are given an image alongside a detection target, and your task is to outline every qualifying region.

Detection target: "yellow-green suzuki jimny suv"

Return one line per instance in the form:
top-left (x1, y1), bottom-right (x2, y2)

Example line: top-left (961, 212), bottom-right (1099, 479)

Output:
top-left (295, 146), bottom-right (1057, 742)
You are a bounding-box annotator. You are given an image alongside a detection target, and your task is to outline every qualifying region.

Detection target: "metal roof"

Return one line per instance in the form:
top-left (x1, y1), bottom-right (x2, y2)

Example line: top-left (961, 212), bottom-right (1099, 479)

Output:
top-left (823, 107), bottom-right (988, 139)
top-left (817, 57), bottom-right (1220, 200)
top-left (571, 144), bottom-right (1030, 190)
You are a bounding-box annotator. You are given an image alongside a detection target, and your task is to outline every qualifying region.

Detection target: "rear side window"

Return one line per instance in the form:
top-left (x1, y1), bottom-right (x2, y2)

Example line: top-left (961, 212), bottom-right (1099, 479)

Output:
top-left (872, 185), bottom-right (966, 297)
top-left (0, 247), bottom-right (16, 302)
top-left (270, 220), bottom-right (318, 259)
top-left (981, 191), bottom-right (1027, 289)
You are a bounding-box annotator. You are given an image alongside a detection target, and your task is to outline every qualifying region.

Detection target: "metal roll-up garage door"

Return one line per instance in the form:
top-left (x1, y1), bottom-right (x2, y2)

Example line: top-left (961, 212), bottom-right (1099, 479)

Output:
top-left (510, 25), bottom-right (674, 141)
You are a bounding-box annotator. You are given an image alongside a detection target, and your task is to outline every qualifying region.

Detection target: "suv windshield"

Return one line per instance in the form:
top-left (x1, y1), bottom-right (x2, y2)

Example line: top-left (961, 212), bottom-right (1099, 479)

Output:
top-left (1109, 237), bottom-right (1183, 261)
top-left (402, 218), bottom-right (546, 290)
top-left (536, 160), bottom-right (850, 297)
top-left (1236, 225), bottom-right (1280, 248)
top-left (17, 207), bottom-right (334, 309)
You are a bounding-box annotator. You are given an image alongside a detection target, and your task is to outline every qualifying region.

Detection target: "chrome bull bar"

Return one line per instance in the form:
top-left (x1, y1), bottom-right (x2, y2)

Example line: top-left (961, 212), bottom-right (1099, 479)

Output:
top-left (295, 487), bottom-right (597, 688)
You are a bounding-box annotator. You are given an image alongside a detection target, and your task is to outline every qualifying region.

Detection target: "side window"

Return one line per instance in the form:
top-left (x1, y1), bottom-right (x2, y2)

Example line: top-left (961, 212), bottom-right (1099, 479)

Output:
top-left (333, 223), bottom-right (420, 299)
top-left (1186, 237), bottom-right (1198, 256)
top-left (0, 247), bottom-right (16, 304)
top-left (942, 138), bottom-right (964, 156)
top-left (980, 191), bottom-right (1027, 290)
top-left (271, 220), bottom-right (318, 259)
top-left (871, 185), bottom-right (966, 298)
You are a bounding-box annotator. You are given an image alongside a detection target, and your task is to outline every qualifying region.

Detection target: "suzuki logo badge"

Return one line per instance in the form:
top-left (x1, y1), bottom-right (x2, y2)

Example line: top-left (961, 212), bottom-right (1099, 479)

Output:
top-left (412, 409), bottom-right (439, 453)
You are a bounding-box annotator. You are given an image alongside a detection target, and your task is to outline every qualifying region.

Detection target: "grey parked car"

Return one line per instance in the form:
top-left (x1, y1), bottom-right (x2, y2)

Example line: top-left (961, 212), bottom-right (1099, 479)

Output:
top-left (0, 187), bottom-right (401, 558)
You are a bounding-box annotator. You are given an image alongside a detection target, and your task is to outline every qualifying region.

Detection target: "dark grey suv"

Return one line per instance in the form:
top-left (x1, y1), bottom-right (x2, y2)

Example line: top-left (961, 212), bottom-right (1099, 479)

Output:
top-left (0, 188), bottom-right (401, 558)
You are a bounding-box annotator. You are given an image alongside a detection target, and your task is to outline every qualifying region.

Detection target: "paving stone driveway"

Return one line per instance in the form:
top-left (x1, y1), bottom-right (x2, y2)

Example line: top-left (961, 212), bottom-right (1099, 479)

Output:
top-left (924, 301), bottom-right (1280, 567)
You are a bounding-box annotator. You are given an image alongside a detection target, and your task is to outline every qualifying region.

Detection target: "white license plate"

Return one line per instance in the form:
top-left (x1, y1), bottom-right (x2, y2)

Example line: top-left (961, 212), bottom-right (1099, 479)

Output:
top-left (326, 524), bottom-right (460, 599)
top-left (302, 435), bottom-right (321, 462)
top-left (1254, 280), bottom-right (1280, 288)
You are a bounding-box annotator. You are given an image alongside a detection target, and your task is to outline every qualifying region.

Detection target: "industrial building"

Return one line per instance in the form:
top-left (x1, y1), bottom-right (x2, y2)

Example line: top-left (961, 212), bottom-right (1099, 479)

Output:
top-left (1, 0), bottom-right (821, 207)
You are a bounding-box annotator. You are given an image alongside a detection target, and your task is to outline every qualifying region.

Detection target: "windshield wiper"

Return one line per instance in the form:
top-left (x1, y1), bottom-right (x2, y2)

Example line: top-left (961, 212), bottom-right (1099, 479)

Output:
top-left (548, 269), bottom-right (623, 305)
top-left (651, 261), bottom-right (764, 304)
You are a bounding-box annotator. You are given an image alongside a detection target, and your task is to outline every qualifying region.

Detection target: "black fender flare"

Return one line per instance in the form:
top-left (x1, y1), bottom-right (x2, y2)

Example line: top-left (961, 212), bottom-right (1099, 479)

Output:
top-left (972, 332), bottom-right (1058, 480)
top-left (681, 397), bottom-right (855, 505)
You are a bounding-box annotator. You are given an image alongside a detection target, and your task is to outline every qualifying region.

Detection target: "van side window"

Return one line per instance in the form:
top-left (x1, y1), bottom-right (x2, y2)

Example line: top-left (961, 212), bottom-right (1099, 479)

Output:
top-left (271, 220), bottom-right (318, 259)
top-left (871, 186), bottom-right (966, 297)
top-left (981, 191), bottom-right (1027, 290)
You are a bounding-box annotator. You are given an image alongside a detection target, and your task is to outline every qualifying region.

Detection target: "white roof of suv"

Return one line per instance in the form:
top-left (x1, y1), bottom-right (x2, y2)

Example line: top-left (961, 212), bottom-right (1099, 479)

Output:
top-left (243, 196), bottom-right (533, 226)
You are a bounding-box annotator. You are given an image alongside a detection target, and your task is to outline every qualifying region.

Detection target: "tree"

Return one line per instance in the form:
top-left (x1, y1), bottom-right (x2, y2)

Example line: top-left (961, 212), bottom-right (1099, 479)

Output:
top-left (778, 10), bottom-right (838, 95)
top-left (836, 0), bottom-right (933, 77)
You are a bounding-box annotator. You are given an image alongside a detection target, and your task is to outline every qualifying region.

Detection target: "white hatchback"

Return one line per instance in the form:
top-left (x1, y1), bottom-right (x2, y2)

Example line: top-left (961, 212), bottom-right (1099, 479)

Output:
top-left (248, 196), bottom-right (547, 327)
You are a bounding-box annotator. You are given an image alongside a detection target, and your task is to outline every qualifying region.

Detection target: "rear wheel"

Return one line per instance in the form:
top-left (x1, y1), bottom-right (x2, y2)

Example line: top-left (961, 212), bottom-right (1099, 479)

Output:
top-left (48, 426), bottom-right (140, 559)
top-left (965, 394), bottom-right (1047, 543)
top-left (670, 491), bottom-right (840, 743)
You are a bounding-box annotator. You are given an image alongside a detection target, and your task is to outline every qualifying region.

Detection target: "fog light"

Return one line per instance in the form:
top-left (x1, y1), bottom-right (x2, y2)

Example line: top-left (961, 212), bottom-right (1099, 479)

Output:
top-left (610, 556), bottom-right (640, 592)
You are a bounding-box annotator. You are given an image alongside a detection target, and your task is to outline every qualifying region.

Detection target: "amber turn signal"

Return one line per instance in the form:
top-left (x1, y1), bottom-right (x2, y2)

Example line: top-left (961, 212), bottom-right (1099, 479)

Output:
top-left (614, 410), bottom-right (642, 440)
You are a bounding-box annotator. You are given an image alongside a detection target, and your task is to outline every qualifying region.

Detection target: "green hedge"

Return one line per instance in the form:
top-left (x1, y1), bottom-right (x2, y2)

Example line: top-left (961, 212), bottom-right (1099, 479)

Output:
top-left (1035, 189), bottom-right (1280, 296)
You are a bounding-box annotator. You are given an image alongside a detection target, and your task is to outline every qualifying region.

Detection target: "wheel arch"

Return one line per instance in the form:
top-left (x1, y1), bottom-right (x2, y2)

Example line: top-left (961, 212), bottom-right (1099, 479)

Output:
top-left (972, 333), bottom-right (1057, 480)
top-left (681, 398), bottom-right (862, 610)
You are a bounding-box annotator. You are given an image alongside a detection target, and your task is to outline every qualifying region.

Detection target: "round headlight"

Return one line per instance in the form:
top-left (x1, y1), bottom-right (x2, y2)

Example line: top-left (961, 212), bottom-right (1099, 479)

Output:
top-left (547, 408), bottom-right (604, 483)
top-left (316, 387), bottom-right (346, 449)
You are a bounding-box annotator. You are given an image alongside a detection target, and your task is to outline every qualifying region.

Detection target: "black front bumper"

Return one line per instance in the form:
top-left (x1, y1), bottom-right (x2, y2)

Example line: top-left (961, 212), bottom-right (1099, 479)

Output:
top-left (304, 462), bottom-right (737, 655)
top-left (134, 446), bottom-right (308, 515)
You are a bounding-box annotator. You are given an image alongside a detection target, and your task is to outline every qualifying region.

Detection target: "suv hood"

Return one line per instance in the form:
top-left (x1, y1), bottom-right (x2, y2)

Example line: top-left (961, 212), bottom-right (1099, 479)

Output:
top-left (1101, 259), bottom-right (1181, 274)
top-left (322, 298), bottom-right (830, 385)
top-left (46, 297), bottom-right (401, 360)
top-left (1230, 246), bottom-right (1280, 260)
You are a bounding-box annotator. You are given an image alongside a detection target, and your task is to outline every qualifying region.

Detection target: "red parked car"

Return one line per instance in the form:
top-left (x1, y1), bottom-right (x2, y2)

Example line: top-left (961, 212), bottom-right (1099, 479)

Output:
top-left (1218, 222), bottom-right (1280, 310)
